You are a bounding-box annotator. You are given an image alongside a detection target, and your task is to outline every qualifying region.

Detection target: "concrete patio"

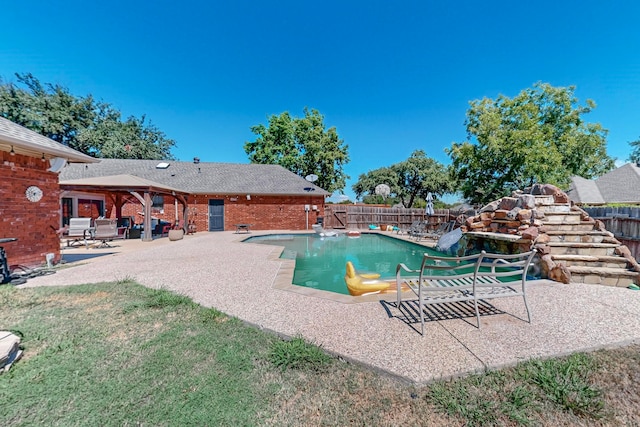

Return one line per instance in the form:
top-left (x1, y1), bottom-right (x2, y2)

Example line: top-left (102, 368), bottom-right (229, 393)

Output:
top-left (20, 231), bottom-right (640, 385)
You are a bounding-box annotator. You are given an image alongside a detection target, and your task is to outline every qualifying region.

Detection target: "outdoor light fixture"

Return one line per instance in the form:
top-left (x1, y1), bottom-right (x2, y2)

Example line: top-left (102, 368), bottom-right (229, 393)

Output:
top-left (246, 194), bottom-right (251, 200)
top-left (41, 153), bottom-right (46, 162)
top-left (10, 146), bottom-right (15, 156)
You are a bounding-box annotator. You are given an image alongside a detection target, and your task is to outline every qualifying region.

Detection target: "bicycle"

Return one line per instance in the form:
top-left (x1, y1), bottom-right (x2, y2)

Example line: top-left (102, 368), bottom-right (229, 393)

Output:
top-left (1, 255), bottom-right (56, 286)
top-left (9, 264), bottom-right (56, 285)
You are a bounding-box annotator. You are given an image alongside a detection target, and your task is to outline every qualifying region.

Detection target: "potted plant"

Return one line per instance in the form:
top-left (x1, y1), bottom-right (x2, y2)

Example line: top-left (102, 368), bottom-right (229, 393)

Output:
top-left (168, 228), bottom-right (184, 241)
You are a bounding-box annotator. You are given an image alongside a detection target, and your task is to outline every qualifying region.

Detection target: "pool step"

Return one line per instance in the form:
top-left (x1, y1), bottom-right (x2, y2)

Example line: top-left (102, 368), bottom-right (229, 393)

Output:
top-left (281, 249), bottom-right (298, 260)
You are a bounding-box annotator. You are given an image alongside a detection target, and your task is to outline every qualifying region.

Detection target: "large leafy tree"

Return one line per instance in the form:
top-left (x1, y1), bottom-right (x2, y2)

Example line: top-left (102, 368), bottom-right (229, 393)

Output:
top-left (353, 150), bottom-right (455, 208)
top-left (244, 108), bottom-right (349, 194)
top-left (0, 73), bottom-right (175, 159)
top-left (352, 166), bottom-right (399, 205)
top-left (446, 82), bottom-right (614, 205)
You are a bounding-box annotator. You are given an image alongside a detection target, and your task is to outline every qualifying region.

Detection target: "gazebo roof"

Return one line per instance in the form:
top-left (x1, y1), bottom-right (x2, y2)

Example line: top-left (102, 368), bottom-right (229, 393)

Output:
top-left (60, 174), bottom-right (188, 195)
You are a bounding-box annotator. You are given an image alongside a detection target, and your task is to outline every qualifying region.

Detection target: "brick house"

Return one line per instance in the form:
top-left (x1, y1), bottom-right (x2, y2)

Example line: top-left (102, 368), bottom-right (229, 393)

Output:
top-left (59, 158), bottom-right (329, 232)
top-left (0, 117), bottom-right (96, 268)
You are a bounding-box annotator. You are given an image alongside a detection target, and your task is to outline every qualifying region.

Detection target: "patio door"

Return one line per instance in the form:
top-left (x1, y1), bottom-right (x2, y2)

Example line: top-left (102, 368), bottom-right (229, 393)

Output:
top-left (61, 198), bottom-right (73, 226)
top-left (208, 199), bottom-right (224, 231)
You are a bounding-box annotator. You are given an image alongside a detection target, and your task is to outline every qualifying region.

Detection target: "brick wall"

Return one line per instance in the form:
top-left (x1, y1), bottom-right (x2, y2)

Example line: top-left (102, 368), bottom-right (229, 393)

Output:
top-left (121, 194), bottom-right (326, 231)
top-left (218, 194), bottom-right (325, 230)
top-left (0, 152), bottom-right (61, 267)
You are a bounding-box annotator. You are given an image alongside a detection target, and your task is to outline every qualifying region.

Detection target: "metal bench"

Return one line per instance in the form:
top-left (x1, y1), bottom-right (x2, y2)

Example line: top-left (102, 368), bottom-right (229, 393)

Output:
top-left (396, 250), bottom-right (536, 334)
top-left (234, 224), bottom-right (252, 234)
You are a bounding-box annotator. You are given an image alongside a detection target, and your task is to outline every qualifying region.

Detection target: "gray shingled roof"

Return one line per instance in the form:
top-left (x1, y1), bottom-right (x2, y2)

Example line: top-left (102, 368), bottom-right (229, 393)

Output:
top-left (59, 158), bottom-right (330, 196)
top-left (567, 176), bottom-right (605, 204)
top-left (0, 116), bottom-right (96, 162)
top-left (60, 174), bottom-right (188, 195)
top-left (568, 163), bottom-right (640, 205)
top-left (595, 163), bottom-right (640, 203)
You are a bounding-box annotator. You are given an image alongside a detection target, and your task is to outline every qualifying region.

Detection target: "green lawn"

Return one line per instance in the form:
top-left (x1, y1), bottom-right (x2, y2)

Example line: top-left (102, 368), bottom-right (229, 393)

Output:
top-left (1, 281), bottom-right (638, 426)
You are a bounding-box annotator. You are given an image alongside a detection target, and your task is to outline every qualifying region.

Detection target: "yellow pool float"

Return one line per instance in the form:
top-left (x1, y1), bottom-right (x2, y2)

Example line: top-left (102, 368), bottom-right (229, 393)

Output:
top-left (344, 261), bottom-right (391, 296)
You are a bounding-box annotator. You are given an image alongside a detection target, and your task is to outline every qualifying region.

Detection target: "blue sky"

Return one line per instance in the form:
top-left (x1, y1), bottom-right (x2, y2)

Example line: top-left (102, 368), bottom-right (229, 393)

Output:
top-left (2, 1), bottom-right (639, 202)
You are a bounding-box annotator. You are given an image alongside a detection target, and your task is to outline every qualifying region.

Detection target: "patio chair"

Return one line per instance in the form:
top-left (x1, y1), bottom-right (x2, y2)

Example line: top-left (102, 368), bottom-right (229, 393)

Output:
top-left (92, 219), bottom-right (121, 248)
top-left (66, 218), bottom-right (93, 248)
top-left (161, 223), bottom-right (172, 237)
top-left (409, 222), bottom-right (426, 240)
top-left (398, 221), bottom-right (424, 236)
top-left (312, 224), bottom-right (339, 237)
top-left (414, 220), bottom-right (455, 241)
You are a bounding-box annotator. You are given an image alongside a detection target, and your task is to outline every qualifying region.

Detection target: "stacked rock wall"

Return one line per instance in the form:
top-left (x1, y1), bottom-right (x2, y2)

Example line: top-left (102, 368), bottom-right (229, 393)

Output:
top-left (460, 184), bottom-right (640, 284)
top-left (461, 184), bottom-right (568, 244)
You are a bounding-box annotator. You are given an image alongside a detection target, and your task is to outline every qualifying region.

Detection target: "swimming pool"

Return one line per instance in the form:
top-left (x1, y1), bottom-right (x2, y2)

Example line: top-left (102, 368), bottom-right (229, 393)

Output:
top-left (244, 233), bottom-right (441, 295)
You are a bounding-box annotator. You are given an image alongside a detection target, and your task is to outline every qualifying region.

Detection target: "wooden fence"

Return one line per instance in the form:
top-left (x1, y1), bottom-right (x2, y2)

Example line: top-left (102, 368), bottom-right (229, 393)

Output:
top-left (323, 205), bottom-right (640, 261)
top-left (323, 205), bottom-right (454, 230)
top-left (583, 207), bottom-right (640, 261)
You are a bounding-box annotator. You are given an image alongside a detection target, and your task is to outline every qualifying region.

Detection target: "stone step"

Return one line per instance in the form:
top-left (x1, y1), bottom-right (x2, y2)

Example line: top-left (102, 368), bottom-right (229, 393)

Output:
top-left (567, 266), bottom-right (639, 287)
top-left (548, 242), bottom-right (619, 256)
top-left (542, 211), bottom-right (582, 225)
top-left (545, 230), bottom-right (611, 243)
top-left (536, 204), bottom-right (571, 213)
top-left (551, 254), bottom-right (630, 268)
top-left (532, 195), bottom-right (556, 206)
top-left (542, 222), bottom-right (595, 232)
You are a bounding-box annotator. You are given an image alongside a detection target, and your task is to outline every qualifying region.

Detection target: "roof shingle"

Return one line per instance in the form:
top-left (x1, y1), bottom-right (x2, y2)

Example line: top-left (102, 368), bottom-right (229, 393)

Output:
top-left (0, 117), bottom-right (96, 162)
top-left (569, 163), bottom-right (640, 205)
top-left (60, 158), bottom-right (330, 196)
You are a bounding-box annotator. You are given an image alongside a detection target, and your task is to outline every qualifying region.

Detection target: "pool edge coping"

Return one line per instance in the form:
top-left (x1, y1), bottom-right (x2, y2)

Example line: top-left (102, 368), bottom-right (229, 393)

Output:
top-left (237, 230), bottom-right (439, 304)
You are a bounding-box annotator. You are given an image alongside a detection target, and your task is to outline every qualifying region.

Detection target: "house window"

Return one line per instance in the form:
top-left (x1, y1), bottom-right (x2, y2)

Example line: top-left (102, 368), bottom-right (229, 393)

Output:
top-left (78, 198), bottom-right (104, 218)
top-left (152, 195), bottom-right (164, 214)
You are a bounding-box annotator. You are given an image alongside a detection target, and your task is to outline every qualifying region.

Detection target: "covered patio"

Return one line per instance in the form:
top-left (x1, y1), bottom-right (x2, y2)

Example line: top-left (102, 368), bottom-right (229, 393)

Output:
top-left (59, 174), bottom-right (191, 242)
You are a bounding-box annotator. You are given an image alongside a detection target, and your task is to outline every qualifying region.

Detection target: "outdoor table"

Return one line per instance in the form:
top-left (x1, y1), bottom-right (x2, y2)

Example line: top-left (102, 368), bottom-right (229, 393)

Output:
top-left (234, 224), bottom-right (252, 234)
top-left (0, 238), bottom-right (17, 284)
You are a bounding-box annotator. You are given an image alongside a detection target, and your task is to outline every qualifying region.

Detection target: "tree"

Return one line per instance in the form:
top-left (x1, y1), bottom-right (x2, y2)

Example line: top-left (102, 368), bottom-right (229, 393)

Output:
top-left (352, 150), bottom-right (455, 208)
top-left (629, 138), bottom-right (640, 164)
top-left (352, 166), bottom-right (399, 204)
top-left (77, 107), bottom-right (176, 159)
top-left (244, 108), bottom-right (349, 194)
top-left (0, 73), bottom-right (96, 147)
top-left (0, 73), bottom-right (175, 159)
top-left (446, 82), bottom-right (614, 205)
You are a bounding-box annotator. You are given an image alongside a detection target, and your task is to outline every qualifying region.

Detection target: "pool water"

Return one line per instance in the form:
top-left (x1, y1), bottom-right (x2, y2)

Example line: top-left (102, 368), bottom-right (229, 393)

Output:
top-left (244, 233), bottom-right (441, 295)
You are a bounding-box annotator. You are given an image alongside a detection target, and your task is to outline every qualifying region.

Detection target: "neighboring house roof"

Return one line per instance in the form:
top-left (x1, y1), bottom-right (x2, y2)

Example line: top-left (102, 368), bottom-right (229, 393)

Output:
top-left (567, 176), bottom-right (606, 205)
top-left (568, 163), bottom-right (640, 205)
top-left (59, 158), bottom-right (330, 196)
top-left (0, 116), bottom-right (96, 163)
